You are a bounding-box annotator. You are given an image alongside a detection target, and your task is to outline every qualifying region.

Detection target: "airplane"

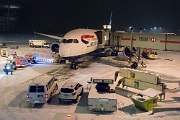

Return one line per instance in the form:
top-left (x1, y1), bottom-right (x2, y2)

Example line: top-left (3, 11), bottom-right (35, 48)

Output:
top-left (35, 28), bottom-right (108, 69)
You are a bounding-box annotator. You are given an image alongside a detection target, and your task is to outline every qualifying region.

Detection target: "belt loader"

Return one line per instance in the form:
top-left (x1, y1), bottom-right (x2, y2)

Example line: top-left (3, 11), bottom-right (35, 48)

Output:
top-left (115, 68), bottom-right (166, 101)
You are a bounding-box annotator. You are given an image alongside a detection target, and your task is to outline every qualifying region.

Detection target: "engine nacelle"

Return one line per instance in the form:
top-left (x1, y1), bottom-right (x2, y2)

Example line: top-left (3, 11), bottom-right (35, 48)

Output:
top-left (50, 43), bottom-right (60, 53)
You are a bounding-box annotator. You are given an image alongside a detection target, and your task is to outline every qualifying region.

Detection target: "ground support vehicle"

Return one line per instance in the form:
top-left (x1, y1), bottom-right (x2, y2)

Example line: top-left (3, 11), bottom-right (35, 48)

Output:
top-left (130, 88), bottom-right (163, 112)
top-left (141, 48), bottom-right (158, 60)
top-left (14, 57), bottom-right (29, 68)
top-left (25, 53), bottom-right (39, 64)
top-left (27, 75), bottom-right (58, 104)
top-left (3, 63), bottom-right (13, 75)
top-left (87, 77), bottom-right (117, 112)
top-left (7, 55), bottom-right (29, 69)
top-left (59, 82), bottom-right (83, 103)
top-left (0, 42), bottom-right (6, 48)
top-left (29, 40), bottom-right (50, 48)
top-left (0, 48), bottom-right (12, 57)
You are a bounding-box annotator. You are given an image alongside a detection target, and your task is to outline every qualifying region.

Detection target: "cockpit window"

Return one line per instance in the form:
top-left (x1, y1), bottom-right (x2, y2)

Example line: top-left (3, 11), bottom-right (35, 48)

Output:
top-left (66, 39), bottom-right (73, 43)
top-left (61, 39), bottom-right (79, 43)
top-left (74, 39), bottom-right (79, 43)
top-left (62, 39), bottom-right (66, 43)
top-left (82, 39), bottom-right (89, 44)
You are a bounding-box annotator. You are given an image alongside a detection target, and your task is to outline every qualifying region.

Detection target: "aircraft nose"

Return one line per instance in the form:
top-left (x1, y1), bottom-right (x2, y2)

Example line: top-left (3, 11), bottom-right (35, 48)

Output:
top-left (59, 44), bottom-right (71, 57)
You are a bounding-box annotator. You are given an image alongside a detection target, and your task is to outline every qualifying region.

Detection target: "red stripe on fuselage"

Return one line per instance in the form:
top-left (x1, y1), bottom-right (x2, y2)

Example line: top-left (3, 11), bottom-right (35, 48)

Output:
top-left (160, 40), bottom-right (180, 44)
top-left (81, 35), bottom-right (95, 39)
top-left (121, 37), bottom-right (136, 41)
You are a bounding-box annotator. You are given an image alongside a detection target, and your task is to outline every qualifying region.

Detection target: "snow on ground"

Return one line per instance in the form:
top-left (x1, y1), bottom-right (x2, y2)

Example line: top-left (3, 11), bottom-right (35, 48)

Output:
top-left (143, 50), bottom-right (180, 79)
top-left (0, 45), bottom-right (180, 120)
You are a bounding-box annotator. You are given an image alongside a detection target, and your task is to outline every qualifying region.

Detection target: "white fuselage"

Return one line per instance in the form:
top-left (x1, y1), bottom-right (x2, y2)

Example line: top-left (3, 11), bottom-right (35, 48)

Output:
top-left (59, 29), bottom-right (99, 58)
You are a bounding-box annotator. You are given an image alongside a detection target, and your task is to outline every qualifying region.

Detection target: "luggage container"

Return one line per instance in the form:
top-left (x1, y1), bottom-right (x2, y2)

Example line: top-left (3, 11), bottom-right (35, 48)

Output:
top-left (130, 88), bottom-right (162, 112)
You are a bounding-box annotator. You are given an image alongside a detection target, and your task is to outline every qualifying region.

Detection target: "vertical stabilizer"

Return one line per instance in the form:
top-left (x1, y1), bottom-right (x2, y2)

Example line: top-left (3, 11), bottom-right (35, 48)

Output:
top-left (109, 12), bottom-right (113, 26)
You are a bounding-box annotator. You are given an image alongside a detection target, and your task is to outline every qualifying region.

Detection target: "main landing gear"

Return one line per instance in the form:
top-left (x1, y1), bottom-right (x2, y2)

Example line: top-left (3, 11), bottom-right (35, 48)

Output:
top-left (60, 59), bottom-right (78, 69)
top-left (70, 62), bottom-right (78, 69)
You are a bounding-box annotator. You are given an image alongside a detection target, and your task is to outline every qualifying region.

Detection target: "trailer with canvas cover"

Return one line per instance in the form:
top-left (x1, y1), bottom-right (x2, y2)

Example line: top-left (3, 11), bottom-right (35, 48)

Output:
top-left (29, 40), bottom-right (50, 48)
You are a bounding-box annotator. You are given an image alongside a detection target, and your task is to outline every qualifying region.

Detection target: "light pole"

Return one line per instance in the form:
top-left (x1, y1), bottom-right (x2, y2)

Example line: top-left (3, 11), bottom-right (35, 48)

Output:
top-left (129, 27), bottom-right (133, 63)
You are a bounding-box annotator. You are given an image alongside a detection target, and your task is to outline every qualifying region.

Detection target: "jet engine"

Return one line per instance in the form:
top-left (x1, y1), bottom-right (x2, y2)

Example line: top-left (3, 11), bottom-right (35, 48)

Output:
top-left (50, 43), bottom-right (60, 53)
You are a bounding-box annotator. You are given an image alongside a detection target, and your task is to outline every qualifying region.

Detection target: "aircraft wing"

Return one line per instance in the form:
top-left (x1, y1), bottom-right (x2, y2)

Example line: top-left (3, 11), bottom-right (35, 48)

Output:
top-left (34, 32), bottom-right (63, 40)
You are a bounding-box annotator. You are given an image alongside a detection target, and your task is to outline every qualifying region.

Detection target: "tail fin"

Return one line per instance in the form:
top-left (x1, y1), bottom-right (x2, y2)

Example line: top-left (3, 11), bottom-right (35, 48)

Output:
top-left (109, 12), bottom-right (113, 25)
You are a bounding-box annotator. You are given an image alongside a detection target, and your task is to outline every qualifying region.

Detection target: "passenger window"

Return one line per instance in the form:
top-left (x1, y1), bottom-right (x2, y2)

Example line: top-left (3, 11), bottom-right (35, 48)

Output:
top-left (37, 86), bottom-right (45, 92)
top-left (79, 84), bottom-right (82, 87)
top-left (67, 39), bottom-right (73, 43)
top-left (46, 85), bottom-right (48, 91)
top-left (62, 39), bottom-right (66, 43)
top-left (61, 88), bottom-right (74, 93)
top-left (29, 86), bottom-right (36, 92)
top-left (75, 84), bottom-right (79, 90)
top-left (47, 79), bottom-right (54, 89)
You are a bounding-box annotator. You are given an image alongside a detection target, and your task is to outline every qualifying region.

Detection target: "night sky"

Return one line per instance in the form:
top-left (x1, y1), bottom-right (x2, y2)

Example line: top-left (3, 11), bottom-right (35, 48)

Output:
top-left (0, 0), bottom-right (180, 34)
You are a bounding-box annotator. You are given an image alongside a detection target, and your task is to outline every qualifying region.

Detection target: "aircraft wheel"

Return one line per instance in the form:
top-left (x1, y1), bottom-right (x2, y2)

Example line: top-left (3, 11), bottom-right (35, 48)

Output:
top-left (47, 93), bottom-right (52, 103)
top-left (5, 71), bottom-right (8, 75)
top-left (72, 97), bottom-right (78, 103)
top-left (54, 84), bottom-right (58, 92)
top-left (74, 64), bottom-right (78, 69)
top-left (111, 50), bottom-right (118, 56)
top-left (131, 62), bottom-right (138, 69)
top-left (70, 64), bottom-right (73, 69)
top-left (80, 88), bottom-right (84, 96)
top-left (71, 63), bottom-right (78, 69)
top-left (13, 66), bottom-right (17, 70)
top-left (59, 99), bottom-right (61, 104)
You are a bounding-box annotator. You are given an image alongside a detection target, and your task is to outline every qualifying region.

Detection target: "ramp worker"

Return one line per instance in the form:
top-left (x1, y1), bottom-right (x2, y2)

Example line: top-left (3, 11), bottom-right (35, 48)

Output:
top-left (27, 56), bottom-right (31, 63)
top-left (3, 63), bottom-right (13, 75)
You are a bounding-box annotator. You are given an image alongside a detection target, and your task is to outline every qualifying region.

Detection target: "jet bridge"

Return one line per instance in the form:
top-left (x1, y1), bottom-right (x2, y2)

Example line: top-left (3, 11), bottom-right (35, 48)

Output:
top-left (108, 32), bottom-right (180, 51)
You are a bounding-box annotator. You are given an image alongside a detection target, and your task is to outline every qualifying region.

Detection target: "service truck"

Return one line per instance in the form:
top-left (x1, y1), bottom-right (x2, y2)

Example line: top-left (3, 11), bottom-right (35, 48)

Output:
top-left (87, 77), bottom-right (117, 112)
top-left (7, 56), bottom-right (29, 69)
top-left (29, 40), bottom-right (50, 48)
top-left (0, 48), bottom-right (12, 57)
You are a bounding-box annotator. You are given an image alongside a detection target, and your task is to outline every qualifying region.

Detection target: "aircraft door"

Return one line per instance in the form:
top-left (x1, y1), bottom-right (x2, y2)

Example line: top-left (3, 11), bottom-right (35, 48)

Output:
top-left (95, 31), bottom-right (103, 44)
